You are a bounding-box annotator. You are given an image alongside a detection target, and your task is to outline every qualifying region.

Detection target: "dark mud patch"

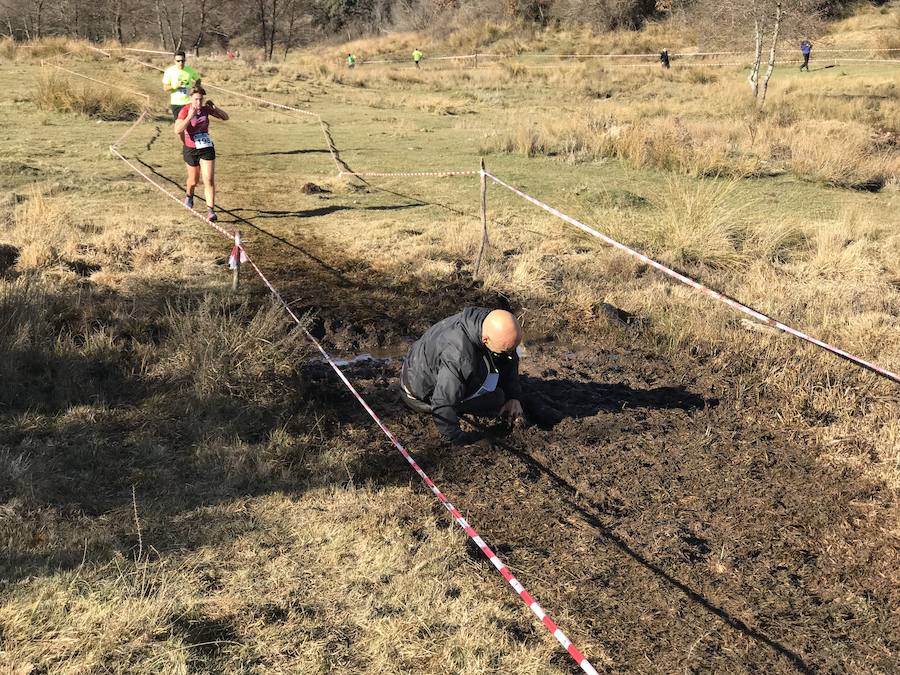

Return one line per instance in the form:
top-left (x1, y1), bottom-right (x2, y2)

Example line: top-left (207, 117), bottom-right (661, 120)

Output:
top-left (330, 344), bottom-right (898, 673)
top-left (0, 244), bottom-right (19, 277)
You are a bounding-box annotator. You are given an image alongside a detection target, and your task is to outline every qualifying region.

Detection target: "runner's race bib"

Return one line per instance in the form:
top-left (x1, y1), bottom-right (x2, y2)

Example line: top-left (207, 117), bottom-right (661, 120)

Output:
top-left (192, 132), bottom-right (213, 149)
top-left (177, 86), bottom-right (189, 96)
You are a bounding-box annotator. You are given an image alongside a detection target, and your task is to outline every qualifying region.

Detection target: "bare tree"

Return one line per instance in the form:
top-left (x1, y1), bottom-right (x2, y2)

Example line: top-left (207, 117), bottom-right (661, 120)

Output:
top-left (192, 0), bottom-right (208, 55)
top-left (176, 0), bottom-right (185, 51)
top-left (154, 0), bottom-right (166, 48)
top-left (692, 0), bottom-right (822, 108)
top-left (31, 0), bottom-right (43, 38)
top-left (113, 0), bottom-right (124, 42)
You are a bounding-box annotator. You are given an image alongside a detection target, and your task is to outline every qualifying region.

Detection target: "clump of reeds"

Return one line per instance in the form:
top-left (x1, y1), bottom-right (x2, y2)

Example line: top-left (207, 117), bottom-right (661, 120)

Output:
top-left (36, 72), bottom-right (143, 121)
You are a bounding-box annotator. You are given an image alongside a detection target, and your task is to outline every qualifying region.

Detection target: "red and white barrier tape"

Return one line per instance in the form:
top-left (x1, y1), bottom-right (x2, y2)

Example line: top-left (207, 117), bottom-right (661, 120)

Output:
top-left (79, 61), bottom-right (599, 671)
top-left (111, 46), bottom-right (176, 55)
top-left (829, 58), bottom-right (900, 65)
top-left (483, 171), bottom-right (900, 385)
top-left (338, 169), bottom-right (479, 177)
top-left (816, 47), bottom-right (900, 52)
top-left (362, 54), bottom-right (477, 64)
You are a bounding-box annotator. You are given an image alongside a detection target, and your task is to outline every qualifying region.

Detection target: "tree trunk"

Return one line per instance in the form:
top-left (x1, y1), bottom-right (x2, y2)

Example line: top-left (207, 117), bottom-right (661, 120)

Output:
top-left (748, 18), bottom-right (762, 97)
top-left (256, 0), bottom-right (268, 55)
top-left (162, 0), bottom-right (176, 51)
top-left (758, 1), bottom-right (782, 108)
top-left (267, 0), bottom-right (277, 61)
top-left (6, 17), bottom-right (14, 40)
top-left (282, 0), bottom-right (297, 60)
top-left (114, 0), bottom-right (123, 44)
top-left (21, 17), bottom-right (30, 40)
top-left (33, 0), bottom-right (43, 39)
top-left (155, 0), bottom-right (166, 49)
top-left (176, 0), bottom-right (185, 52)
top-left (193, 0), bottom-right (207, 56)
top-left (67, 0), bottom-right (79, 38)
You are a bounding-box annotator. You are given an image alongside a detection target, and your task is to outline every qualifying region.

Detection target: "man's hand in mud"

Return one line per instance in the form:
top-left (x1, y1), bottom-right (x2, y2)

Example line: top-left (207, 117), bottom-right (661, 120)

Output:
top-left (499, 398), bottom-right (523, 422)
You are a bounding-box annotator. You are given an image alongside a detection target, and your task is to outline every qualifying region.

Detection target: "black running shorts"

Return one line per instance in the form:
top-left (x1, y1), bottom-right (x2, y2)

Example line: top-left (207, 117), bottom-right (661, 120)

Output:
top-left (182, 146), bottom-right (216, 166)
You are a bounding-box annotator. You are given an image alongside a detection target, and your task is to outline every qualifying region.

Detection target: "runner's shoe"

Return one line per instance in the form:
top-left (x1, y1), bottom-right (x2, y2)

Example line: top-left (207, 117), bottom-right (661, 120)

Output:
top-left (184, 195), bottom-right (193, 209)
top-left (207, 210), bottom-right (217, 222)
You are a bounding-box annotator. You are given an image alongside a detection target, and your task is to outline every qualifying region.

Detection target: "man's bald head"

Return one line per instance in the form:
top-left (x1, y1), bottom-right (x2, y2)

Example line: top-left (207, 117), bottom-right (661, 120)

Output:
top-left (481, 309), bottom-right (522, 355)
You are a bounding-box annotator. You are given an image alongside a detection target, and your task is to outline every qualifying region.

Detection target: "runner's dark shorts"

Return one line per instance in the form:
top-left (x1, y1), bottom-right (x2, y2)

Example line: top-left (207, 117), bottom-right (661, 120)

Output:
top-left (182, 146), bottom-right (216, 166)
top-left (171, 104), bottom-right (185, 120)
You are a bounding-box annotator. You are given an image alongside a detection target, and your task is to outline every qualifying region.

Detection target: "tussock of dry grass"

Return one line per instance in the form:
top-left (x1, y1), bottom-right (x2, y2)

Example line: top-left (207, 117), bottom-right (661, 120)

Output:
top-left (154, 297), bottom-right (310, 404)
top-left (36, 72), bottom-right (143, 121)
top-left (0, 36), bottom-right (91, 61)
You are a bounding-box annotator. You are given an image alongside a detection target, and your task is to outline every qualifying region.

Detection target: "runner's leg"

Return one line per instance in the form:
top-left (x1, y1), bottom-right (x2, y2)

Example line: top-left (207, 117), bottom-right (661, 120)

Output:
top-left (200, 159), bottom-right (215, 211)
top-left (186, 163), bottom-right (199, 198)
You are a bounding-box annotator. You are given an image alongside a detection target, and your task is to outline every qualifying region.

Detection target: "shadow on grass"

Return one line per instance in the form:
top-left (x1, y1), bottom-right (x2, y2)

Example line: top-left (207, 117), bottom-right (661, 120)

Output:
top-left (520, 374), bottom-right (715, 428)
top-left (231, 148), bottom-right (334, 157)
top-left (0, 280), bottom-right (333, 584)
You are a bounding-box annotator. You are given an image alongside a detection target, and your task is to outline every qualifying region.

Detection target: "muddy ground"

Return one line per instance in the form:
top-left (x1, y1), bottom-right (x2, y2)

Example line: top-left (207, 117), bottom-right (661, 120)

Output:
top-left (210, 184), bottom-right (900, 674)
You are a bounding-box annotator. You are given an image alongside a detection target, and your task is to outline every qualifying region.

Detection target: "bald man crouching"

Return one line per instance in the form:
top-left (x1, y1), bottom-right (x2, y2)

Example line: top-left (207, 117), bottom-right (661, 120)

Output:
top-left (399, 307), bottom-right (524, 446)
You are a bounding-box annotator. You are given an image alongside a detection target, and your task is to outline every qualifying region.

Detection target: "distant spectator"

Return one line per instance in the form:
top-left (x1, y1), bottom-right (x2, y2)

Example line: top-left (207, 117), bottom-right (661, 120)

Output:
top-left (413, 48), bottom-right (423, 68)
top-left (226, 49), bottom-right (235, 60)
top-left (659, 49), bottom-right (670, 69)
top-left (800, 39), bottom-right (812, 71)
top-left (347, 53), bottom-right (356, 68)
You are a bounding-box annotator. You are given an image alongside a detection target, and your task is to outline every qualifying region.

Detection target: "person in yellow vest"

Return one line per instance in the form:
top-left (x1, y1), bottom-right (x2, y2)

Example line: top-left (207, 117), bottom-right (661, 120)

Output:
top-left (162, 50), bottom-right (201, 120)
top-left (412, 48), bottom-right (423, 68)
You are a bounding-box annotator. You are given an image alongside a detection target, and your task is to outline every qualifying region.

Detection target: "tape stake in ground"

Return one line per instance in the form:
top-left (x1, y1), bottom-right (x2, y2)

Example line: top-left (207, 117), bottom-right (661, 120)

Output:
top-left (483, 171), bottom-right (900, 386)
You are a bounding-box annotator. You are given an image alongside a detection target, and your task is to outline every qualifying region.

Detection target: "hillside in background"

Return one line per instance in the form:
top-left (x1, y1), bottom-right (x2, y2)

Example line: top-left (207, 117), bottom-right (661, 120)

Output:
top-left (1, 0), bottom-right (895, 58)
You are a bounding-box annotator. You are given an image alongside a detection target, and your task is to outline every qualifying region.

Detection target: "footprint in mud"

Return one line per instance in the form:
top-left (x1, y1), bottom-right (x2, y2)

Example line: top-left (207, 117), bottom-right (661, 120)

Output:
top-left (679, 527), bottom-right (712, 562)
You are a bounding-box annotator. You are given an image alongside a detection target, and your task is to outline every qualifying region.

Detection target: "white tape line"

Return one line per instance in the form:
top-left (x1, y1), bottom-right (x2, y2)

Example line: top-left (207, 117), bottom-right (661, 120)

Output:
top-left (483, 171), bottom-right (900, 385)
top-left (338, 169), bottom-right (478, 178)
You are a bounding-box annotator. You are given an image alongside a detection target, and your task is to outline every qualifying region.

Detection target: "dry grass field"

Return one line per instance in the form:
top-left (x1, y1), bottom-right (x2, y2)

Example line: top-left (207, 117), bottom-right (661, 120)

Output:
top-left (1, 3), bottom-right (899, 673)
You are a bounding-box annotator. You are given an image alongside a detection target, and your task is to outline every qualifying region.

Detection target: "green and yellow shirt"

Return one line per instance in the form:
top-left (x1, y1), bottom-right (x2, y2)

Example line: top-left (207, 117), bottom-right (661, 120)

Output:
top-left (162, 64), bottom-right (201, 106)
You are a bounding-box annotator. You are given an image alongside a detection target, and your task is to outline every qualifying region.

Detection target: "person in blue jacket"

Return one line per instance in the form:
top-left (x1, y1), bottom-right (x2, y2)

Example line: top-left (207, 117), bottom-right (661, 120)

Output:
top-left (800, 39), bottom-right (812, 71)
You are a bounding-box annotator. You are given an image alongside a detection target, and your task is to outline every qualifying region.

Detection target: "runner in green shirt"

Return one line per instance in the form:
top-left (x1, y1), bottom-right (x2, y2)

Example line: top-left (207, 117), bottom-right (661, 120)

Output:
top-left (347, 53), bottom-right (356, 68)
top-left (412, 49), bottom-right (423, 68)
top-left (162, 51), bottom-right (201, 120)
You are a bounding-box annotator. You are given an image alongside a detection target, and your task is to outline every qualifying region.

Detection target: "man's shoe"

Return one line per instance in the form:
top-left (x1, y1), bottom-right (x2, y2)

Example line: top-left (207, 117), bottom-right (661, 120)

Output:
top-left (207, 210), bottom-right (217, 222)
top-left (184, 195), bottom-right (193, 209)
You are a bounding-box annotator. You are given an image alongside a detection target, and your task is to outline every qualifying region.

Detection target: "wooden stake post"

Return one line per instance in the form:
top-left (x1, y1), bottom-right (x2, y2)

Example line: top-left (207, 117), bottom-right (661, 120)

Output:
top-left (232, 230), bottom-right (241, 291)
top-left (474, 158), bottom-right (489, 279)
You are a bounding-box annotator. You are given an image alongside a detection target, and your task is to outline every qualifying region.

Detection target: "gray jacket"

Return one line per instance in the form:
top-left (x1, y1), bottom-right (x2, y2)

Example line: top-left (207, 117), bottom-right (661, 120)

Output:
top-left (402, 307), bottom-right (521, 441)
